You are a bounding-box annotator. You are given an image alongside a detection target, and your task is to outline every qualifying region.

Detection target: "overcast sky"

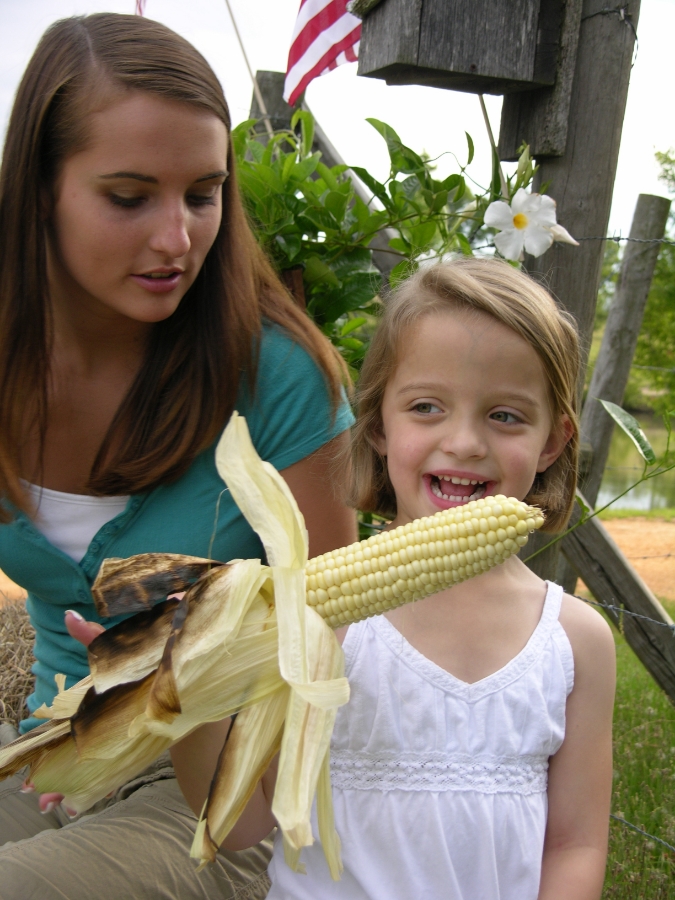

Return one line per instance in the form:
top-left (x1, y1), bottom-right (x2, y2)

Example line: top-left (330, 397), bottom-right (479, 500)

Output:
top-left (1, 0), bottom-right (673, 235)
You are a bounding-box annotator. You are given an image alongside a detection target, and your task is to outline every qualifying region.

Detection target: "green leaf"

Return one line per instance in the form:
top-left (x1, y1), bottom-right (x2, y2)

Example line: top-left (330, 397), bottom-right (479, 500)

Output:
top-left (351, 166), bottom-right (390, 207)
top-left (388, 237), bottom-right (411, 254)
top-left (389, 259), bottom-right (415, 288)
top-left (575, 493), bottom-right (591, 522)
top-left (302, 206), bottom-right (339, 231)
top-left (303, 256), bottom-right (339, 288)
top-left (324, 191), bottom-right (349, 224)
top-left (407, 220), bottom-right (437, 252)
top-left (598, 400), bottom-right (657, 464)
top-left (431, 190), bottom-right (449, 212)
top-left (455, 233), bottom-right (473, 256)
top-left (366, 118), bottom-right (425, 175)
top-left (465, 132), bottom-right (475, 166)
top-left (340, 317), bottom-right (367, 336)
top-left (289, 153), bottom-right (322, 184)
top-left (248, 140), bottom-right (265, 163)
top-left (291, 109), bottom-right (315, 158)
top-left (316, 162), bottom-right (339, 191)
top-left (231, 119), bottom-right (257, 159)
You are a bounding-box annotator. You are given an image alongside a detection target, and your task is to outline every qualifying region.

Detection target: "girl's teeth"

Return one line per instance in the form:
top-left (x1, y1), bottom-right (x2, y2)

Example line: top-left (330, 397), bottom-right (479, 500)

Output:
top-left (430, 478), bottom-right (486, 502)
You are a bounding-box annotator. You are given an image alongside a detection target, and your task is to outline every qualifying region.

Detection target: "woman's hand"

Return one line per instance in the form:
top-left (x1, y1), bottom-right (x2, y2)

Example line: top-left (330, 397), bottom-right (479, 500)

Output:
top-left (30, 610), bottom-right (105, 813)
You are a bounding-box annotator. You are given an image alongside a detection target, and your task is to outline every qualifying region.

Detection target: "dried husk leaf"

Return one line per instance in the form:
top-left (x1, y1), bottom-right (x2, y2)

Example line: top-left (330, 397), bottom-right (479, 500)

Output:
top-left (93, 553), bottom-right (220, 616)
top-left (272, 606), bottom-right (347, 855)
top-left (0, 720), bottom-right (71, 778)
top-left (191, 686), bottom-right (290, 867)
top-left (88, 596), bottom-right (186, 695)
top-left (33, 674), bottom-right (93, 721)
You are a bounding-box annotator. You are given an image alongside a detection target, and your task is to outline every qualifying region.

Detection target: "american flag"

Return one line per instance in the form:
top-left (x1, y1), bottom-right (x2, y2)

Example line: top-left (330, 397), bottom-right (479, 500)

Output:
top-left (283, 1), bottom-right (361, 106)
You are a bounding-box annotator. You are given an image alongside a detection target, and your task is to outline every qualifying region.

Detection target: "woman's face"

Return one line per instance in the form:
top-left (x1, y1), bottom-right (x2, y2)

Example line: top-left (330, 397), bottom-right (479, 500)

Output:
top-left (48, 91), bottom-right (229, 326)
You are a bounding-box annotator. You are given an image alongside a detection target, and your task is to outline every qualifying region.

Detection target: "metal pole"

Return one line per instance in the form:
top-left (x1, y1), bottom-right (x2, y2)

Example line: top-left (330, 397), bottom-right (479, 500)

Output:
top-left (223, 0), bottom-right (274, 138)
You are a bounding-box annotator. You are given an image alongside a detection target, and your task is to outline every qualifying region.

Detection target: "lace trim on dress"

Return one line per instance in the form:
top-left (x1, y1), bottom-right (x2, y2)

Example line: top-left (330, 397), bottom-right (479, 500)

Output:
top-left (331, 749), bottom-right (548, 794)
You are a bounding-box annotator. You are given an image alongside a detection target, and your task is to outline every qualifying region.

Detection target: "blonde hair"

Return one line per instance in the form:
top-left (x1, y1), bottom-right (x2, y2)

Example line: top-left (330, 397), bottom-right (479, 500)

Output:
top-left (352, 258), bottom-right (580, 533)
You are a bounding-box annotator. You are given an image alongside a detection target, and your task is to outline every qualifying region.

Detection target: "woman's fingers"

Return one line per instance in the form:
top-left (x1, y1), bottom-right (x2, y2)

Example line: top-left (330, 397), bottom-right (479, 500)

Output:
top-left (65, 609), bottom-right (105, 647)
top-left (38, 791), bottom-right (65, 813)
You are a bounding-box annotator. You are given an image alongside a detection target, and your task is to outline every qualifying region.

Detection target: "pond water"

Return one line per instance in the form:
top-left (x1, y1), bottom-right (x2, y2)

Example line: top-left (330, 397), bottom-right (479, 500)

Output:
top-left (596, 414), bottom-right (675, 511)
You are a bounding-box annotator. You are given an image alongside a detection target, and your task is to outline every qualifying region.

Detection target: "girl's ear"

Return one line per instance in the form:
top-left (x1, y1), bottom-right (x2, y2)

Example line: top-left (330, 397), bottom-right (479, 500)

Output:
top-left (370, 421), bottom-right (388, 458)
top-left (536, 414), bottom-right (574, 473)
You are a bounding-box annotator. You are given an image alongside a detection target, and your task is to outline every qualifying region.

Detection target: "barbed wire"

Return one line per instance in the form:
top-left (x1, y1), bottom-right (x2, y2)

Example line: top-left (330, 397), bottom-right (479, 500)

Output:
top-left (577, 235), bottom-right (675, 245)
top-left (610, 814), bottom-right (675, 855)
top-left (581, 6), bottom-right (639, 66)
top-left (631, 363), bottom-right (675, 373)
top-left (626, 553), bottom-right (674, 562)
top-left (575, 595), bottom-right (675, 635)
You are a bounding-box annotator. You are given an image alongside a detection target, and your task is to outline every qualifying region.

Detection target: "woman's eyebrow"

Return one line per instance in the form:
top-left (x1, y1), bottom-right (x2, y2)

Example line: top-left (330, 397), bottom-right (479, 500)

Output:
top-left (96, 170), bottom-right (228, 183)
top-left (98, 171), bottom-right (157, 183)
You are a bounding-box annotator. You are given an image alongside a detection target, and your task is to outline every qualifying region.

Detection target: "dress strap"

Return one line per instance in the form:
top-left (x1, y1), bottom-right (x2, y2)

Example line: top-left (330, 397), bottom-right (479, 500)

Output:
top-left (540, 581), bottom-right (564, 630)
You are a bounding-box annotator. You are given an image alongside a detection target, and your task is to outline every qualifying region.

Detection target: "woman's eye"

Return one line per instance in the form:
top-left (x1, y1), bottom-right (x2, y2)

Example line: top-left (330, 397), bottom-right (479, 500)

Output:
top-left (187, 190), bottom-right (219, 208)
top-left (109, 193), bottom-right (144, 209)
top-left (412, 402), bottom-right (440, 415)
top-left (491, 410), bottom-right (520, 424)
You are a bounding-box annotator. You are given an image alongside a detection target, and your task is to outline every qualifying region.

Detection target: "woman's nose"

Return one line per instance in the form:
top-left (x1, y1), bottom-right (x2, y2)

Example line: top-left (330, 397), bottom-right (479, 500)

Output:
top-left (148, 203), bottom-right (191, 259)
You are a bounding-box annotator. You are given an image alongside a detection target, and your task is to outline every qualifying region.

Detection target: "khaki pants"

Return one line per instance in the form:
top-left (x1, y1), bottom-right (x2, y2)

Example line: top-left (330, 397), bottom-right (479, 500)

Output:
top-left (0, 752), bottom-right (272, 899)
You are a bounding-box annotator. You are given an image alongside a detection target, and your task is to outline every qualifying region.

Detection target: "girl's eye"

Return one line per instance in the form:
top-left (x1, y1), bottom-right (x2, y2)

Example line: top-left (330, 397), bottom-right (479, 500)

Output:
top-left (491, 410), bottom-right (521, 424)
top-left (412, 402), bottom-right (441, 415)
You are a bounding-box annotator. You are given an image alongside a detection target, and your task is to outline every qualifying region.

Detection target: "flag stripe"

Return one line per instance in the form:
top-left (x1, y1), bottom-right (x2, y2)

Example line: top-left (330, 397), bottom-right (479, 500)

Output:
top-left (286, 14), bottom-right (360, 89)
top-left (287, 0), bottom-right (350, 71)
top-left (285, 25), bottom-right (361, 105)
top-left (284, 1), bottom-right (361, 105)
top-left (290, 0), bottom-right (336, 39)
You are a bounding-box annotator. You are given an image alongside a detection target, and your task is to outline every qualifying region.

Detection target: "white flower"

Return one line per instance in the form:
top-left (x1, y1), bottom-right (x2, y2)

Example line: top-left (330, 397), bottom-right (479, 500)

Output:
top-left (484, 188), bottom-right (579, 260)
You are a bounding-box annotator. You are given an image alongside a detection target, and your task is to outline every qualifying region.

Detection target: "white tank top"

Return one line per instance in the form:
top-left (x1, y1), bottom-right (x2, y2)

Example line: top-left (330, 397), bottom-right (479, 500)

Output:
top-left (267, 581), bottom-right (574, 900)
top-left (24, 483), bottom-right (129, 563)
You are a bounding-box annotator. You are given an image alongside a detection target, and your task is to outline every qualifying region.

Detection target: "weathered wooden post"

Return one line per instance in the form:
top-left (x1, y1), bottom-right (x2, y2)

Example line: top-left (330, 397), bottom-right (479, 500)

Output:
top-left (555, 193), bottom-right (670, 592)
top-left (579, 194), bottom-right (671, 507)
top-left (498, 0), bottom-right (641, 578)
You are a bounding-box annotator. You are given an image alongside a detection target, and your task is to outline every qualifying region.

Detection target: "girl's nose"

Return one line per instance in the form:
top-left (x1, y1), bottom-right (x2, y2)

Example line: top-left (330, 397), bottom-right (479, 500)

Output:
top-left (148, 203), bottom-right (191, 259)
top-left (440, 419), bottom-right (486, 460)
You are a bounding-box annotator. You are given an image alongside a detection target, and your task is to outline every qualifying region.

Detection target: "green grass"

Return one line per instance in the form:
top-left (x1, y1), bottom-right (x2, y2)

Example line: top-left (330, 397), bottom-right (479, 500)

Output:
top-left (597, 507), bottom-right (675, 522)
top-left (602, 599), bottom-right (675, 897)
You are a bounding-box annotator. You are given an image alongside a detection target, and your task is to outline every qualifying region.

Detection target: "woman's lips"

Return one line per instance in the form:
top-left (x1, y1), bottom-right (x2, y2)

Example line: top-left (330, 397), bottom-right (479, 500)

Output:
top-left (130, 272), bottom-right (182, 293)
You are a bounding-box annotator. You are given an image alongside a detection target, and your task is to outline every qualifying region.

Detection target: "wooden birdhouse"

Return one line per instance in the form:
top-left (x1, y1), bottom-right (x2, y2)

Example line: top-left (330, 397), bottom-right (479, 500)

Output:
top-left (357, 0), bottom-right (566, 95)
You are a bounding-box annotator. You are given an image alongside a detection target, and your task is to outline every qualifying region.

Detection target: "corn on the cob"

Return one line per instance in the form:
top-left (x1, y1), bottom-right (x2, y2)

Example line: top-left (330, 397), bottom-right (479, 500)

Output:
top-left (307, 497), bottom-right (542, 629)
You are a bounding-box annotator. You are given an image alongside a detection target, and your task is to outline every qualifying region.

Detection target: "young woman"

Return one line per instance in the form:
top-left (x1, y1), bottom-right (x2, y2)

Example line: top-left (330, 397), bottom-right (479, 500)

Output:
top-left (0, 13), bottom-right (355, 899)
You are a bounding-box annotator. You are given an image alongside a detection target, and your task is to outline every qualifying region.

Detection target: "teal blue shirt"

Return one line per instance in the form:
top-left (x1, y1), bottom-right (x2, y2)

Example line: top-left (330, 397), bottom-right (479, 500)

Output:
top-left (0, 325), bottom-right (353, 733)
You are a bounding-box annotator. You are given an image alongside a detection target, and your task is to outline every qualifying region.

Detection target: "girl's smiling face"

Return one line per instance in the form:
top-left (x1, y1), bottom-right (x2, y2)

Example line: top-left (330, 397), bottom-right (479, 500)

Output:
top-left (375, 307), bottom-right (571, 529)
top-left (48, 91), bottom-right (229, 326)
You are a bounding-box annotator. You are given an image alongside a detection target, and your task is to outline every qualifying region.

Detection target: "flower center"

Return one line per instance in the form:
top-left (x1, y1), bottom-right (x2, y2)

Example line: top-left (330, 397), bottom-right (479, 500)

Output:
top-left (512, 213), bottom-right (528, 230)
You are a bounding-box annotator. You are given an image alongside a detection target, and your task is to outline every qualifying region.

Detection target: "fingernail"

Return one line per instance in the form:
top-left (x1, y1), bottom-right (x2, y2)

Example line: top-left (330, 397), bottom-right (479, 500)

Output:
top-left (65, 609), bottom-right (84, 621)
top-left (63, 805), bottom-right (78, 818)
top-left (41, 801), bottom-right (57, 814)
top-left (20, 782), bottom-right (35, 793)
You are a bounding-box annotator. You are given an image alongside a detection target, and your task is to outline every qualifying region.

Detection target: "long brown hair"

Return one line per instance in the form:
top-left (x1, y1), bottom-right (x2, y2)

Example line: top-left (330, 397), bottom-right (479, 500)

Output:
top-left (0, 13), bottom-right (346, 514)
top-left (351, 259), bottom-right (580, 533)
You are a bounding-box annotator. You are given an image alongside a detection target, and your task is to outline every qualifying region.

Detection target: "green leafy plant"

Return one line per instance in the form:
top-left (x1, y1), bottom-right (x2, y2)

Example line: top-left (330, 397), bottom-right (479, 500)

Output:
top-left (233, 112), bottom-right (536, 373)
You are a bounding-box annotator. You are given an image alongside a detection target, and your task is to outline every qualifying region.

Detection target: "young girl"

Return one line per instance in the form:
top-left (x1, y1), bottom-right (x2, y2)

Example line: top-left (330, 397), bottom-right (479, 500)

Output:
top-left (194, 258), bottom-right (616, 899)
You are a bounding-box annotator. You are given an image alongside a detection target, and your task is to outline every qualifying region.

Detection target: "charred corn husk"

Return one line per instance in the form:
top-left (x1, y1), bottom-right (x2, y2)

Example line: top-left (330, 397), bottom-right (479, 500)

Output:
top-left (0, 413), bottom-right (543, 878)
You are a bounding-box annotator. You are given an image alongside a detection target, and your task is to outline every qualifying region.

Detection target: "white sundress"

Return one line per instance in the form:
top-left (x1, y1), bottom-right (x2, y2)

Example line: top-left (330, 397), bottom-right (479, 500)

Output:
top-left (267, 581), bottom-right (574, 900)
